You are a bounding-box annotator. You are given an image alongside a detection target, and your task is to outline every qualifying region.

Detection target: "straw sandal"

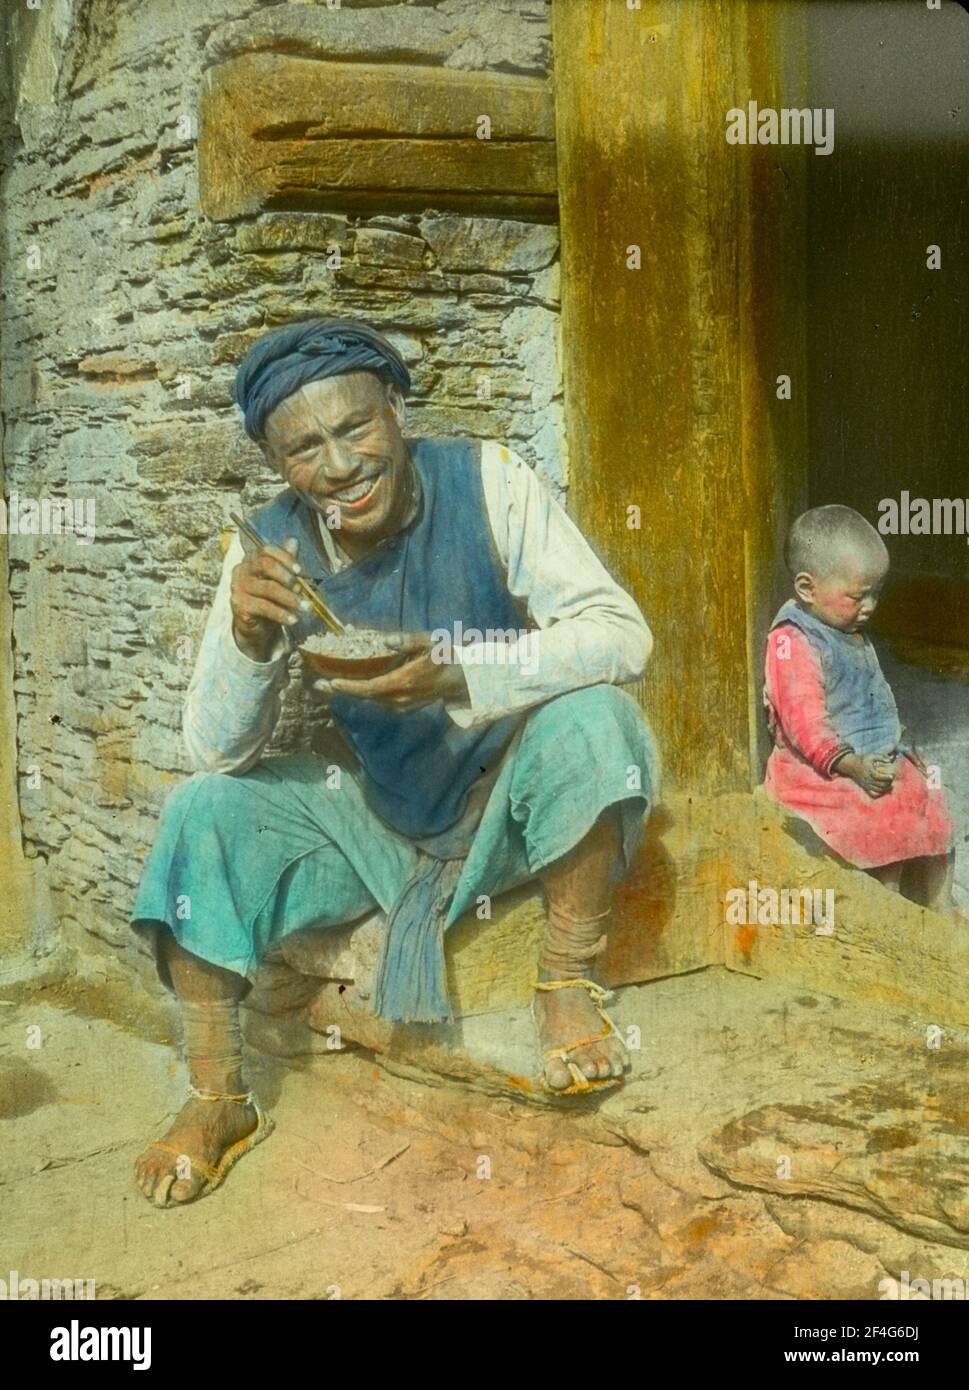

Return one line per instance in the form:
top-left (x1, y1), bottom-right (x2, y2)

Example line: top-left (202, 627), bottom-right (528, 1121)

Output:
top-left (144, 1087), bottom-right (274, 1206)
top-left (532, 978), bottom-right (626, 1097)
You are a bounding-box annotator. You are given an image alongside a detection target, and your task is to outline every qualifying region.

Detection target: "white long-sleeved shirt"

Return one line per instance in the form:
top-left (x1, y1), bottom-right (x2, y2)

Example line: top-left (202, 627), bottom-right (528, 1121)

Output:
top-left (183, 440), bottom-right (652, 774)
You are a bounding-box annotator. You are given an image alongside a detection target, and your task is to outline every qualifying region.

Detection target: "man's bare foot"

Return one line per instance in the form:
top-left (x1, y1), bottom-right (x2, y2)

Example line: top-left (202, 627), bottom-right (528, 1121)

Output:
top-left (134, 1097), bottom-right (258, 1206)
top-left (533, 982), bottom-right (627, 1091)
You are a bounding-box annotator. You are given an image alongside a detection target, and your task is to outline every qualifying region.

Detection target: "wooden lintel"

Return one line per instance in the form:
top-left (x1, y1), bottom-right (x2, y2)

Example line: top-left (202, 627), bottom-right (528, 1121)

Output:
top-left (199, 52), bottom-right (557, 222)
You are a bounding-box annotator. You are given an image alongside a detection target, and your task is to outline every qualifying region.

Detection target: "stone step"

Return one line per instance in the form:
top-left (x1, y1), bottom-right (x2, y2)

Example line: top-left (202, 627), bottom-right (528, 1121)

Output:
top-left (247, 791), bottom-right (969, 1091)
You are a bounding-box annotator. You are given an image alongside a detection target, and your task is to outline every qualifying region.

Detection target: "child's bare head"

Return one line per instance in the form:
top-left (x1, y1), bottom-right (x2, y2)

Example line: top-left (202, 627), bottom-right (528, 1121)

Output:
top-left (785, 505), bottom-right (889, 632)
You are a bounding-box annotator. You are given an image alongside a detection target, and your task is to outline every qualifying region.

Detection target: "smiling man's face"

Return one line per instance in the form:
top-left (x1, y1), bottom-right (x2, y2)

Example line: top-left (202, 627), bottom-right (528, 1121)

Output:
top-left (261, 371), bottom-right (410, 551)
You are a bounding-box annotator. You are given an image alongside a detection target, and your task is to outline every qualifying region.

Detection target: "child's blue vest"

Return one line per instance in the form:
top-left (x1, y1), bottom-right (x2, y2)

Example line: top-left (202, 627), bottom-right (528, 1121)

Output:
top-left (770, 599), bottom-right (902, 757)
top-left (252, 437), bottom-right (525, 838)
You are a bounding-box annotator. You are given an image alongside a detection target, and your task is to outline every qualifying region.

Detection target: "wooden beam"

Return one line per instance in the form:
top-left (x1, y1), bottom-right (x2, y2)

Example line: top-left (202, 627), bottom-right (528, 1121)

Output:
top-left (199, 53), bottom-right (557, 222)
top-left (551, 0), bottom-right (807, 793)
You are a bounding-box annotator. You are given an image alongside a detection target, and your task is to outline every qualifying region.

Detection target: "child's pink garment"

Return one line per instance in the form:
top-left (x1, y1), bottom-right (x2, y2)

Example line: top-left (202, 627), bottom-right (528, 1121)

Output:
top-left (764, 626), bottom-right (953, 868)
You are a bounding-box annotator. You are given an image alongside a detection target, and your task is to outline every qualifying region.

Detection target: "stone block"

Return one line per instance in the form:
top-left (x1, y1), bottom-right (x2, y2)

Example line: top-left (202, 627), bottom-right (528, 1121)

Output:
top-left (289, 797), bottom-right (723, 1028)
top-left (205, 5), bottom-right (455, 70)
top-left (292, 791), bottom-right (969, 1045)
top-left (244, 957), bottom-right (321, 1016)
top-left (420, 213), bottom-right (557, 272)
top-left (235, 212), bottom-right (349, 255)
top-left (204, 3), bottom-right (550, 79)
top-left (353, 227), bottom-right (428, 270)
top-left (445, 804), bottom-right (725, 1016)
top-left (279, 913), bottom-right (384, 998)
top-left (128, 419), bottom-right (261, 488)
top-left (717, 790), bottom-right (969, 1028)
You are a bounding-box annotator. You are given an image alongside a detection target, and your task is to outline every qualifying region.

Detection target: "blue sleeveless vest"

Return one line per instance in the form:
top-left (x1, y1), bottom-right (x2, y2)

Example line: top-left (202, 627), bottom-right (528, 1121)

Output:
top-left (252, 438), bottom-right (525, 837)
top-left (770, 599), bottom-right (902, 756)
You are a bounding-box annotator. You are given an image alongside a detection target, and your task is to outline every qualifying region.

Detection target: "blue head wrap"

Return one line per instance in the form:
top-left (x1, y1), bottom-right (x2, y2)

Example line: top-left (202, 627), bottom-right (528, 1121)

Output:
top-left (233, 317), bottom-right (412, 441)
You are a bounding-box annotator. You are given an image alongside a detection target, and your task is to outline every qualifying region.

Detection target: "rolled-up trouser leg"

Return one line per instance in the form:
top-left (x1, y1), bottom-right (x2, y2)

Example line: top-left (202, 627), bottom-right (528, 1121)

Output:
top-left (446, 683), bottom-right (659, 931)
top-left (507, 685), bottom-right (656, 977)
top-left (509, 686), bottom-right (655, 868)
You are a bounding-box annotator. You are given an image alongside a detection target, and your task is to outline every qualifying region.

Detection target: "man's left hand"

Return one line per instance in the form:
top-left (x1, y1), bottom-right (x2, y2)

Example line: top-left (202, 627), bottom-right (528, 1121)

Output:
top-left (314, 631), bottom-right (469, 709)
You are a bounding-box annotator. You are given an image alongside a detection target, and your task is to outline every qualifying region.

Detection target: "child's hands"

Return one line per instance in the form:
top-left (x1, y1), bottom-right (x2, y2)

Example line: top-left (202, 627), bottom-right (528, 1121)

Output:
top-left (837, 752), bottom-right (896, 798)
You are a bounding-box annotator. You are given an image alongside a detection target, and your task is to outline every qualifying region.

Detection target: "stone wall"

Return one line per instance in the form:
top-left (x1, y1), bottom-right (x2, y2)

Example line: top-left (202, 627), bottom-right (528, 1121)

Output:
top-left (0, 0), bottom-right (560, 977)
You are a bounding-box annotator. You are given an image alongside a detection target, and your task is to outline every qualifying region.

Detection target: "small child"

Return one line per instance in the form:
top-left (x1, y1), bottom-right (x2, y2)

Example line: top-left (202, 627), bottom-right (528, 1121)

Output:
top-left (763, 505), bottom-right (956, 911)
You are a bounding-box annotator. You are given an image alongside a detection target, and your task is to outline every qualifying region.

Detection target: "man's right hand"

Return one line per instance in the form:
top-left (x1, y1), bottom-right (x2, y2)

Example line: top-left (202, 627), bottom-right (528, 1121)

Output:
top-left (230, 536), bottom-right (302, 663)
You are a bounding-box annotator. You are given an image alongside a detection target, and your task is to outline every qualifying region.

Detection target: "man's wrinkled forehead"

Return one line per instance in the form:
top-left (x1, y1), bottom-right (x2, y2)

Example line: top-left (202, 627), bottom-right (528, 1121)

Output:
top-left (262, 371), bottom-right (391, 445)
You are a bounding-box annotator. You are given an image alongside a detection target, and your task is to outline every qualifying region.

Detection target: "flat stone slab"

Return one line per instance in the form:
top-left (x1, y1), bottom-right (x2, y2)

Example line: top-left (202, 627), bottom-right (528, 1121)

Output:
top-left (701, 1085), bottom-right (969, 1250)
top-left (203, 3), bottom-right (550, 78)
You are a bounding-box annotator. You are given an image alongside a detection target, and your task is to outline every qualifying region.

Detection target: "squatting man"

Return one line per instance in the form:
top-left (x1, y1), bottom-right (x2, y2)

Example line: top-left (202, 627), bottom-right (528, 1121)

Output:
top-left (131, 317), bottom-right (658, 1206)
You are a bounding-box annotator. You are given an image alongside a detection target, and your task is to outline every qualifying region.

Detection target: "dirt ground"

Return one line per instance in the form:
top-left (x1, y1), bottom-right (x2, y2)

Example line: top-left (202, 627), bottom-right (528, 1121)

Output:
top-left (3, 966), bottom-right (969, 1300)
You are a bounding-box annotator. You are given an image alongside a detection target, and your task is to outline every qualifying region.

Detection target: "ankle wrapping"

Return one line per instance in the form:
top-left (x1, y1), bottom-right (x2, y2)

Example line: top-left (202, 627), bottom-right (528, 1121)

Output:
top-left (540, 906), bottom-right (611, 980)
top-left (180, 999), bottom-right (245, 1095)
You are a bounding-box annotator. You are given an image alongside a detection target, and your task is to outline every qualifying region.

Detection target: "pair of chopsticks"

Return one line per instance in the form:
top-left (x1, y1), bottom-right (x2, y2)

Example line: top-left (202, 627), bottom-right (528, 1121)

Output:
top-left (230, 511), bottom-right (345, 636)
